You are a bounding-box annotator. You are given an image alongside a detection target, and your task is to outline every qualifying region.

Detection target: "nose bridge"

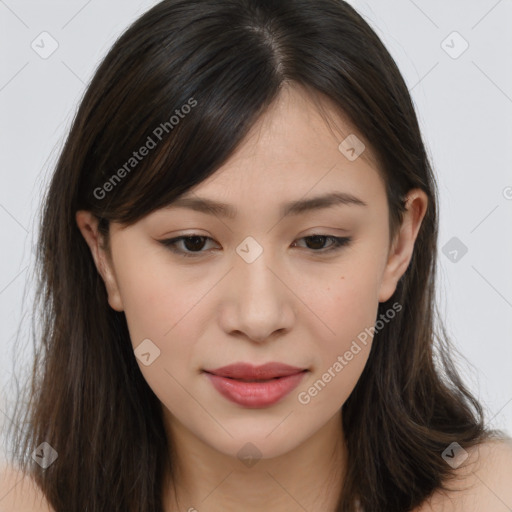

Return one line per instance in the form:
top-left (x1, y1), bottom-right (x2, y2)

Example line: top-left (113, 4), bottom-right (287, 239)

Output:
top-left (224, 235), bottom-right (293, 341)
top-left (236, 237), bottom-right (281, 307)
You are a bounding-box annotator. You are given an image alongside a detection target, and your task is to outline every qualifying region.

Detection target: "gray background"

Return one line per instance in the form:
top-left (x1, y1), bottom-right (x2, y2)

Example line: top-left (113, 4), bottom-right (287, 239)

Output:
top-left (1, 0), bottom-right (511, 466)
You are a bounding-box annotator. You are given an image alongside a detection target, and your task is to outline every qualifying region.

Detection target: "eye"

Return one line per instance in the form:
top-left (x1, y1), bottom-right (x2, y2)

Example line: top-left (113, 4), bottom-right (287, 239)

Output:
top-left (159, 235), bottom-right (218, 258)
top-left (159, 233), bottom-right (352, 258)
top-left (292, 234), bottom-right (352, 253)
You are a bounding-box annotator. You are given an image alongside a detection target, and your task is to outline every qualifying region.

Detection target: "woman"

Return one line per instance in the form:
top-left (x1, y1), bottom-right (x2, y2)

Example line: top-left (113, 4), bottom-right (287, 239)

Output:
top-left (2, 0), bottom-right (511, 511)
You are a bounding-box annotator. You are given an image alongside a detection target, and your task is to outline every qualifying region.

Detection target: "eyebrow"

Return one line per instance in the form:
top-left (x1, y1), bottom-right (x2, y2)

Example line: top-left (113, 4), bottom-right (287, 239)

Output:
top-left (165, 192), bottom-right (367, 219)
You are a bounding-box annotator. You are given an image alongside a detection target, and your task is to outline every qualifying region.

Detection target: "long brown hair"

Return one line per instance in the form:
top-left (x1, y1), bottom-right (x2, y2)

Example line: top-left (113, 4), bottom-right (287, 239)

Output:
top-left (5, 0), bottom-right (500, 510)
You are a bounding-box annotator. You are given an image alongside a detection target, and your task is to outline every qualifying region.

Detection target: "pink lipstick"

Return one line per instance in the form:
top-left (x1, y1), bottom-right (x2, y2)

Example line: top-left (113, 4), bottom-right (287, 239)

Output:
top-left (203, 362), bottom-right (308, 408)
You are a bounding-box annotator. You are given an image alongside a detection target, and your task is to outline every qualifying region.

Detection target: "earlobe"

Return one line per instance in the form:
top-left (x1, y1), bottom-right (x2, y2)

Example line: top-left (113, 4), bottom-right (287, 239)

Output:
top-left (378, 189), bottom-right (428, 303)
top-left (75, 210), bottom-right (124, 312)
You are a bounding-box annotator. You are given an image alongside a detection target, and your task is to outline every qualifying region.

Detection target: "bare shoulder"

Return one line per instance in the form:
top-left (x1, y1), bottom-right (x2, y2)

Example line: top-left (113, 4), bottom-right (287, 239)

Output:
top-left (0, 464), bottom-right (54, 512)
top-left (413, 438), bottom-right (512, 512)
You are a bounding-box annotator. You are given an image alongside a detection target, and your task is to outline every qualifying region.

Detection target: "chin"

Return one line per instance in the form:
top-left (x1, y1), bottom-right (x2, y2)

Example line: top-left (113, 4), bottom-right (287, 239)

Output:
top-left (200, 421), bottom-right (310, 462)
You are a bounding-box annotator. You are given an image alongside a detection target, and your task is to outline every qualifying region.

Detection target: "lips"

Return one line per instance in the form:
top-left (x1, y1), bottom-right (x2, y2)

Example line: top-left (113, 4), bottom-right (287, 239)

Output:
top-left (203, 362), bottom-right (308, 408)
top-left (204, 362), bottom-right (306, 380)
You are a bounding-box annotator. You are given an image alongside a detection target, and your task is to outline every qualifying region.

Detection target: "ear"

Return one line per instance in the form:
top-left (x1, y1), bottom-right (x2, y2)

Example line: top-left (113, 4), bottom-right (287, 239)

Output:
top-left (75, 210), bottom-right (124, 312)
top-left (378, 189), bottom-right (428, 303)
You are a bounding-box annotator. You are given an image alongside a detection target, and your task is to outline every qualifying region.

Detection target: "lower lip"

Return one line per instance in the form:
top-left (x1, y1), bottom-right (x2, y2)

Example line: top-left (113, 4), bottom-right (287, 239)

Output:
top-left (204, 371), bottom-right (307, 408)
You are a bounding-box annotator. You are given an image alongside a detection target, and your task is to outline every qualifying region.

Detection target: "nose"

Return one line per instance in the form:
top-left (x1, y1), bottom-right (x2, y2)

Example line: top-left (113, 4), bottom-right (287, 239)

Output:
top-left (218, 247), bottom-right (295, 344)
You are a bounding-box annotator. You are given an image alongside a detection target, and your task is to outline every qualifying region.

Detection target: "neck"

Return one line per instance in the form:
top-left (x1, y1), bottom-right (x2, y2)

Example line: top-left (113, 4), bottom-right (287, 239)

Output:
top-left (161, 410), bottom-right (347, 512)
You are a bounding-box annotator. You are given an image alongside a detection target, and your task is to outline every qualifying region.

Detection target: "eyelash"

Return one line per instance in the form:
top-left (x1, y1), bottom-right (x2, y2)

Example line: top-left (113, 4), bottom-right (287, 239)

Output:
top-left (159, 234), bottom-right (352, 258)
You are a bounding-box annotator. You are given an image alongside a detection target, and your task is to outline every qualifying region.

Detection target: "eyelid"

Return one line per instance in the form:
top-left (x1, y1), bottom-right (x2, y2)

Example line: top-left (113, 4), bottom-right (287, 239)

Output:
top-left (158, 233), bottom-right (352, 258)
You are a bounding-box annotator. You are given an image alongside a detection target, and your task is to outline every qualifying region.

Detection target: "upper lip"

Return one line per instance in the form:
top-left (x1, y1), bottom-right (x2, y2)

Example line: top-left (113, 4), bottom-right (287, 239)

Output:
top-left (204, 362), bottom-right (306, 380)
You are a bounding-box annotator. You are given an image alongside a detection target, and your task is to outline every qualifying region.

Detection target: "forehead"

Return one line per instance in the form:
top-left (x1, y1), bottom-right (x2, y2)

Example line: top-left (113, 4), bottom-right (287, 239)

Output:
top-left (180, 84), bottom-right (385, 209)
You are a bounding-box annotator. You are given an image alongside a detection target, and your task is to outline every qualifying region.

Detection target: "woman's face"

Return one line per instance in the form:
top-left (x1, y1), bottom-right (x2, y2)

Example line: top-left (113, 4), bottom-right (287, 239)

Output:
top-left (77, 85), bottom-right (426, 461)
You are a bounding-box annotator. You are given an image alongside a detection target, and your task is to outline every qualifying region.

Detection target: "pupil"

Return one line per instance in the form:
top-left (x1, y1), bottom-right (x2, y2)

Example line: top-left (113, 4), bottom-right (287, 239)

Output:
top-left (307, 235), bottom-right (326, 250)
top-left (185, 236), bottom-right (205, 251)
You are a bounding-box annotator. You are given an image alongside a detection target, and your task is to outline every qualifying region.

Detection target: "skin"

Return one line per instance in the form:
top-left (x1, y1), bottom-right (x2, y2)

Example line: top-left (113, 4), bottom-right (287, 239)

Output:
top-left (76, 83), bottom-right (429, 511)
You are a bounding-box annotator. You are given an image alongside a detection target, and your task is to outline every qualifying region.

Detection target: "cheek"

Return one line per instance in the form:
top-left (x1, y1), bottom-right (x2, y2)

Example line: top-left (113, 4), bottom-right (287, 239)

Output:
top-left (297, 248), bottom-right (385, 407)
top-left (114, 247), bottom-right (209, 347)
top-left (320, 278), bottom-right (377, 379)
top-left (112, 253), bottom-right (210, 390)
top-left (118, 266), bottom-right (209, 413)
top-left (295, 291), bottom-right (376, 414)
top-left (314, 249), bottom-right (385, 340)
